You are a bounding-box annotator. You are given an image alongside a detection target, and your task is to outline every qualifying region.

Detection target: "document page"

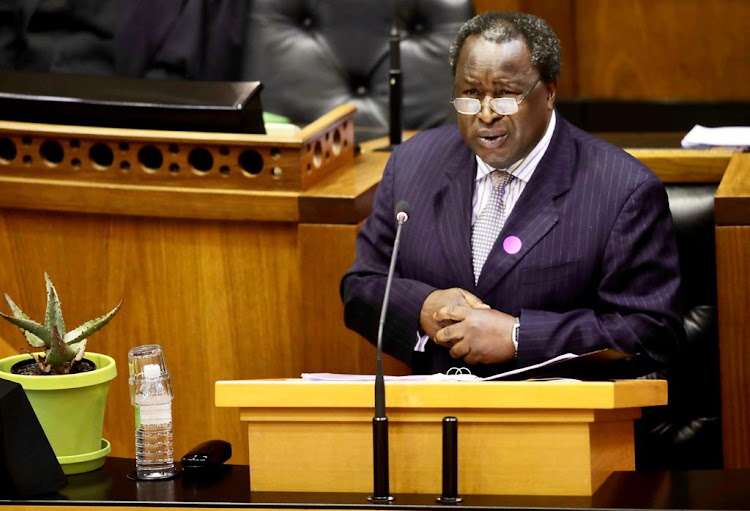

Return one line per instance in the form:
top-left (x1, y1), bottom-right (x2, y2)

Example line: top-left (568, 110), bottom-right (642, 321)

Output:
top-left (301, 350), bottom-right (632, 382)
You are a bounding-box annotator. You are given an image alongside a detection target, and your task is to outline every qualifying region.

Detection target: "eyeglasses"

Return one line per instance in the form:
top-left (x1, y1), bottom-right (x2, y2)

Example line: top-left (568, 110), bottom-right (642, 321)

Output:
top-left (451, 77), bottom-right (542, 116)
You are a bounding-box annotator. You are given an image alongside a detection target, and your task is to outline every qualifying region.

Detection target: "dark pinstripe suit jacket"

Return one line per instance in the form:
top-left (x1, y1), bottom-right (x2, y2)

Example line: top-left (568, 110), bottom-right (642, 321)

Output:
top-left (341, 116), bottom-right (683, 376)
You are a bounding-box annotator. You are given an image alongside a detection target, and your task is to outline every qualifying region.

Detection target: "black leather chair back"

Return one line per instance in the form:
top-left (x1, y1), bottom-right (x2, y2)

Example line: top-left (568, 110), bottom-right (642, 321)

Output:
top-left (636, 183), bottom-right (723, 470)
top-left (241, 0), bottom-right (473, 140)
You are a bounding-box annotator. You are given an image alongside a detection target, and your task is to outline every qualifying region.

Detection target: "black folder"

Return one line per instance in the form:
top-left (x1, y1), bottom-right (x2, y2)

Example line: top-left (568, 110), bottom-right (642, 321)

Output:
top-left (0, 69), bottom-right (265, 134)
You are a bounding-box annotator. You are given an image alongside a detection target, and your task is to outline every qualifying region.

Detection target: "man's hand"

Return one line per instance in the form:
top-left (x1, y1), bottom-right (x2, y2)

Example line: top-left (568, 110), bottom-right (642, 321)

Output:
top-left (419, 288), bottom-right (489, 339)
top-left (433, 306), bottom-right (516, 365)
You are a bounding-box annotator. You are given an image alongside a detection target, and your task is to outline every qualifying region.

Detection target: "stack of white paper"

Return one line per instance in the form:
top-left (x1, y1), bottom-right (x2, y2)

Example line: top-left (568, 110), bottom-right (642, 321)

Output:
top-left (681, 125), bottom-right (750, 150)
top-left (301, 353), bottom-right (579, 382)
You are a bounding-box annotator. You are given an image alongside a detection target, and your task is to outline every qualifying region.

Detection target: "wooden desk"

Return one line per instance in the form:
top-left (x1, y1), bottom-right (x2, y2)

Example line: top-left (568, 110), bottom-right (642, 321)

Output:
top-left (2, 457), bottom-right (750, 510)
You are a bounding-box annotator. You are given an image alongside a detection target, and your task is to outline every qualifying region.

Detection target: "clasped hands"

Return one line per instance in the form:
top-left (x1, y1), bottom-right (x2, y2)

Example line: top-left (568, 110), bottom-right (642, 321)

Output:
top-left (419, 288), bottom-right (516, 365)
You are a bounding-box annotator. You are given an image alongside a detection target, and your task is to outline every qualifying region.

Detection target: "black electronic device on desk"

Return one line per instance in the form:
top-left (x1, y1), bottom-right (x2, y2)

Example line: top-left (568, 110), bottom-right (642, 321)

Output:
top-left (0, 69), bottom-right (266, 134)
top-left (181, 439), bottom-right (232, 472)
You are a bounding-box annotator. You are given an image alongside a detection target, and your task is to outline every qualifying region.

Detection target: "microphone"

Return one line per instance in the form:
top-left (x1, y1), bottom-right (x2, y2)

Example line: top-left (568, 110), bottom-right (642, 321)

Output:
top-left (369, 199), bottom-right (410, 502)
top-left (375, 0), bottom-right (403, 152)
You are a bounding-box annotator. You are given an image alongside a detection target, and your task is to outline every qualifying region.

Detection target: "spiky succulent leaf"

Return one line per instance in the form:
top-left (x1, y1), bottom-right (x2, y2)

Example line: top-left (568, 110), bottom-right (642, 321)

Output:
top-left (44, 273), bottom-right (66, 339)
top-left (44, 326), bottom-right (77, 372)
top-left (63, 300), bottom-right (122, 345)
top-left (3, 294), bottom-right (46, 348)
top-left (69, 338), bottom-right (88, 362)
top-left (0, 312), bottom-right (52, 346)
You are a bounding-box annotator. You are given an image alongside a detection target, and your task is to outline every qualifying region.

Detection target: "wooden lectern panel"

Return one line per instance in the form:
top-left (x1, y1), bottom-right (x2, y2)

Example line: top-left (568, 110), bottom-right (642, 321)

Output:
top-left (715, 153), bottom-right (750, 468)
top-left (216, 379), bottom-right (667, 496)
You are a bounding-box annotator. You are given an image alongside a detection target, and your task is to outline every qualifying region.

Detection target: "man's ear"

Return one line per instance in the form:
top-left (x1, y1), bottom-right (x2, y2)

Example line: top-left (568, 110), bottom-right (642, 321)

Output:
top-left (545, 81), bottom-right (557, 110)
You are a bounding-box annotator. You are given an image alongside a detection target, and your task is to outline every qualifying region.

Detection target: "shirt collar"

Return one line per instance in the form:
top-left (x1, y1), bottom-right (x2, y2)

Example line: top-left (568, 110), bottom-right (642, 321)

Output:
top-left (475, 110), bottom-right (557, 183)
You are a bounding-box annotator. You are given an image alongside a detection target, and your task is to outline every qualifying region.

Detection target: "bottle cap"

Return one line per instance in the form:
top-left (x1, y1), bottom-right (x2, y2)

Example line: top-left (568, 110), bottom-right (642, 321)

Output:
top-left (143, 363), bottom-right (161, 380)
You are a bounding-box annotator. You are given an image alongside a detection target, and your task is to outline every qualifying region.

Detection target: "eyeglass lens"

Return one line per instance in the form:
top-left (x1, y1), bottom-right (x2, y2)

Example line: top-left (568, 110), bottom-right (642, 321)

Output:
top-left (452, 97), bottom-right (519, 115)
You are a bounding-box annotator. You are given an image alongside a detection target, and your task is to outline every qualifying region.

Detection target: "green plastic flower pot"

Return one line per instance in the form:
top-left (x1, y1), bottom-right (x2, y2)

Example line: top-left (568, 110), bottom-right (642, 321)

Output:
top-left (0, 352), bottom-right (116, 474)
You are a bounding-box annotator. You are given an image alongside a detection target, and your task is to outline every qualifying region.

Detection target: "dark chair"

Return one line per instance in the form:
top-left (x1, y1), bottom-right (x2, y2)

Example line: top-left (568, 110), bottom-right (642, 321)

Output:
top-left (241, 0), bottom-right (474, 141)
top-left (635, 183), bottom-right (723, 470)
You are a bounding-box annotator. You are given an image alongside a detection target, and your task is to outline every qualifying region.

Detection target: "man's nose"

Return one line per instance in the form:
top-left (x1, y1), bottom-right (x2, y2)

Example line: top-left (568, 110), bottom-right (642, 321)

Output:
top-left (478, 98), bottom-right (502, 123)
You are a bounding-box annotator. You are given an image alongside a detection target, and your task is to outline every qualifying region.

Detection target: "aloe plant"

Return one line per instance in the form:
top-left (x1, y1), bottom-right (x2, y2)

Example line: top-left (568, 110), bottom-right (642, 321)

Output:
top-left (0, 273), bottom-right (121, 375)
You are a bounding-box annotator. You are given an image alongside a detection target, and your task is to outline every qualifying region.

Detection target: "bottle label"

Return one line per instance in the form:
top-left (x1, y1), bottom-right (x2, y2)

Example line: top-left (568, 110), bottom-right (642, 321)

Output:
top-left (137, 403), bottom-right (172, 426)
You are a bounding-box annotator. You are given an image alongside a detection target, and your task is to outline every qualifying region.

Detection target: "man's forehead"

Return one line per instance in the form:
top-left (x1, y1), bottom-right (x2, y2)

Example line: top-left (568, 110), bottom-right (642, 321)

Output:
top-left (456, 37), bottom-right (535, 80)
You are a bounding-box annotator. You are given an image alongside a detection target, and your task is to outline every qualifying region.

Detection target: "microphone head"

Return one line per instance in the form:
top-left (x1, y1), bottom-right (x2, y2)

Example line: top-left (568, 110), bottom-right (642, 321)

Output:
top-left (395, 200), bottom-right (411, 224)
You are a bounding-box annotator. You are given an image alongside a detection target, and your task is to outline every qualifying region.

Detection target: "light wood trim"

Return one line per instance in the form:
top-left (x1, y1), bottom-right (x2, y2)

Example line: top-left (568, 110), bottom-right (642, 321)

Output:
top-left (626, 149), bottom-right (731, 183)
top-left (237, 407), bottom-right (640, 424)
top-left (299, 104), bottom-right (356, 139)
top-left (0, 176), bottom-right (300, 221)
top-left (215, 379), bottom-right (667, 410)
top-left (715, 153), bottom-right (750, 225)
top-left (0, 119), bottom-right (298, 145)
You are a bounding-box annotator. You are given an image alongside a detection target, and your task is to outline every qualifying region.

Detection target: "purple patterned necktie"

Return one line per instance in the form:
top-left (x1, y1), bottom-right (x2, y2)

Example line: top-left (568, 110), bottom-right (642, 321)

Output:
top-left (471, 171), bottom-right (513, 283)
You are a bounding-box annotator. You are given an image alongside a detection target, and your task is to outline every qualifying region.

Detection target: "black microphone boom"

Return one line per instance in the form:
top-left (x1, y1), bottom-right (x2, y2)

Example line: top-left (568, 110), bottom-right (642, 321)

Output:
top-left (369, 199), bottom-right (410, 502)
top-left (375, 0), bottom-right (403, 152)
top-left (387, 17), bottom-right (403, 147)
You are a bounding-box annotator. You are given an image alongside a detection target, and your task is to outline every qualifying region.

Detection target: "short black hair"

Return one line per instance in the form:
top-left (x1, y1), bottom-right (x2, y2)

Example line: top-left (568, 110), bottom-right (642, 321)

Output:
top-left (449, 12), bottom-right (561, 83)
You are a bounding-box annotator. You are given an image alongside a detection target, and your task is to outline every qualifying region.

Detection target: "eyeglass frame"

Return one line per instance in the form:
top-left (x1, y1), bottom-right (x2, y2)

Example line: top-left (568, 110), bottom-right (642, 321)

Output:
top-left (451, 77), bottom-right (542, 116)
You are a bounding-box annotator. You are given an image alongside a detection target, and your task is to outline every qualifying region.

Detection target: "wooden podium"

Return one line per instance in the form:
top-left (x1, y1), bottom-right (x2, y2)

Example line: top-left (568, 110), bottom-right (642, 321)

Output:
top-left (215, 378), bottom-right (667, 496)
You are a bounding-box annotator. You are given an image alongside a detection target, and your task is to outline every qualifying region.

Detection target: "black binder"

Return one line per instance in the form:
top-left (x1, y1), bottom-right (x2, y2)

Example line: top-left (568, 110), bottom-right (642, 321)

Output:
top-left (0, 69), bottom-right (265, 134)
top-left (0, 378), bottom-right (66, 497)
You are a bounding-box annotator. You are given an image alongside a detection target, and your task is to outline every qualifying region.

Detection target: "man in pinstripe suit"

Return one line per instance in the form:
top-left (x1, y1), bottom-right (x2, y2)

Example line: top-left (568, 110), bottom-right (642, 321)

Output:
top-left (341, 12), bottom-right (683, 377)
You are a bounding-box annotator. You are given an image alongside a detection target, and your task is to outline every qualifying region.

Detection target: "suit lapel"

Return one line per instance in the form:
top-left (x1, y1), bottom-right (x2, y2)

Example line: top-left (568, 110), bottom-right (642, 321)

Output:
top-left (433, 146), bottom-right (477, 290)
top-left (475, 119), bottom-right (575, 295)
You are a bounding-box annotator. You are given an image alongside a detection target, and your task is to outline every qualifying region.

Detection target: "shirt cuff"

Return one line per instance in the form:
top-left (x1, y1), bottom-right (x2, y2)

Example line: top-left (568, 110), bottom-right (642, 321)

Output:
top-left (415, 332), bottom-right (430, 352)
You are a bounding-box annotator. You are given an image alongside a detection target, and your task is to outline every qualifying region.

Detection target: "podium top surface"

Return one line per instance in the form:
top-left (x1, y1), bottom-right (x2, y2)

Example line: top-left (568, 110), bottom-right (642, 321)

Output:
top-left (215, 378), bottom-right (667, 410)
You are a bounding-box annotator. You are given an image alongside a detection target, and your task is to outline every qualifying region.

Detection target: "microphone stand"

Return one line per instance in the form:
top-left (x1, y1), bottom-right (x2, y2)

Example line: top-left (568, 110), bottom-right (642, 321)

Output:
top-left (376, 0), bottom-right (403, 152)
top-left (368, 206), bottom-right (408, 502)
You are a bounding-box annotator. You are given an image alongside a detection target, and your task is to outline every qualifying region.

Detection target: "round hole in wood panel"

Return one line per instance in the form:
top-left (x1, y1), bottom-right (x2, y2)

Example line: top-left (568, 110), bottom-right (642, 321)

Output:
top-left (312, 140), bottom-right (323, 168)
top-left (189, 148), bottom-right (213, 172)
top-left (331, 128), bottom-right (342, 156)
top-left (238, 149), bottom-right (263, 176)
top-left (138, 146), bottom-right (163, 171)
top-left (40, 140), bottom-right (64, 165)
top-left (89, 143), bottom-right (114, 168)
top-left (0, 138), bottom-right (17, 163)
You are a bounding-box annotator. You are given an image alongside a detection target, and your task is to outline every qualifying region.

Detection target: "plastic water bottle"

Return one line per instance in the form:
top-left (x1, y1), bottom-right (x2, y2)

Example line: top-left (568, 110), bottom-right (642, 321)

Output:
top-left (128, 345), bottom-right (176, 480)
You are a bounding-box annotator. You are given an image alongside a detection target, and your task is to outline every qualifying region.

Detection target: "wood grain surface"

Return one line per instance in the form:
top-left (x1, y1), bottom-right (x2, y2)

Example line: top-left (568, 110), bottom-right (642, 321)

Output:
top-left (472, 0), bottom-right (749, 101)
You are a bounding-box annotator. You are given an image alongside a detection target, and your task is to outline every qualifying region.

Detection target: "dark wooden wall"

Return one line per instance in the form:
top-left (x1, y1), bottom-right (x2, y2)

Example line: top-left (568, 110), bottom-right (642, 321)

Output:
top-left (471, 0), bottom-right (750, 101)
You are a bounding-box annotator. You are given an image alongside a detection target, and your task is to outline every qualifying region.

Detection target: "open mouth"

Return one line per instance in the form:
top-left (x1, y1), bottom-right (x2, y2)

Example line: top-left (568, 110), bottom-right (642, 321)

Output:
top-left (477, 133), bottom-right (507, 148)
